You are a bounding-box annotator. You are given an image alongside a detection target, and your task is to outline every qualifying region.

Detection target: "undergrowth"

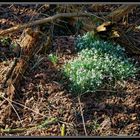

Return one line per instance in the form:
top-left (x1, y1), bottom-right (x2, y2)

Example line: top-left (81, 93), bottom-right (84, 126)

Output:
top-left (48, 53), bottom-right (58, 65)
top-left (62, 32), bottom-right (138, 95)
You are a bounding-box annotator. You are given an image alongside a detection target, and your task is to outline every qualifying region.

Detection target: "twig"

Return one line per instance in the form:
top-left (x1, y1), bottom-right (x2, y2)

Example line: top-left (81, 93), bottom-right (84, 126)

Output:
top-left (0, 99), bottom-right (6, 107)
top-left (0, 117), bottom-right (58, 134)
top-left (1, 94), bottom-right (23, 127)
top-left (0, 127), bottom-right (26, 133)
top-left (77, 96), bottom-right (88, 136)
top-left (0, 94), bottom-right (46, 117)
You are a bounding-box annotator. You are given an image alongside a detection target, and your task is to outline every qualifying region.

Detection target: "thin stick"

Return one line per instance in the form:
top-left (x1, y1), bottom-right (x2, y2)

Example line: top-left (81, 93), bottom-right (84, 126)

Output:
top-left (1, 95), bottom-right (23, 127)
top-left (0, 94), bottom-right (46, 117)
top-left (77, 96), bottom-right (88, 136)
top-left (0, 117), bottom-right (58, 134)
top-left (0, 99), bottom-right (6, 107)
top-left (12, 100), bottom-right (46, 117)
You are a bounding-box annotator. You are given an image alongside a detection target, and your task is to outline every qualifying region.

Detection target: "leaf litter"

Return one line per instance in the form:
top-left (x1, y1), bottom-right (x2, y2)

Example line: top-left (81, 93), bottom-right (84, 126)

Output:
top-left (0, 4), bottom-right (140, 136)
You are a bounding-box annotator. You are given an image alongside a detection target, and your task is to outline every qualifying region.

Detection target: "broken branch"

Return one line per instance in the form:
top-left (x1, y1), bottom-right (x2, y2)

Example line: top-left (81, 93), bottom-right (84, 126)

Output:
top-left (106, 5), bottom-right (137, 22)
top-left (0, 12), bottom-right (104, 37)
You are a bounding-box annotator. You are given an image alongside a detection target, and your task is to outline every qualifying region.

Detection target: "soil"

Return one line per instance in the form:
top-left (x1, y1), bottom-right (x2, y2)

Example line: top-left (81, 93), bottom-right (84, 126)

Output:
top-left (0, 4), bottom-right (139, 136)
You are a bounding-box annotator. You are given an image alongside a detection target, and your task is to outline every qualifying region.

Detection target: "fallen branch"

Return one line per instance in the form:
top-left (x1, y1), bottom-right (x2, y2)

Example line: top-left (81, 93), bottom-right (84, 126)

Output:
top-left (78, 5), bottom-right (137, 33)
top-left (0, 12), bottom-right (104, 37)
top-left (106, 4), bottom-right (137, 22)
top-left (7, 28), bottom-right (40, 89)
top-left (0, 117), bottom-right (58, 134)
top-left (0, 28), bottom-right (52, 124)
top-left (95, 22), bottom-right (140, 54)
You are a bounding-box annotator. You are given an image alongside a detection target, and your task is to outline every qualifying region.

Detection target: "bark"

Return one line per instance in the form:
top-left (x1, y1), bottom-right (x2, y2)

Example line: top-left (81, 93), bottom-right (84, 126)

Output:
top-left (0, 28), bottom-right (51, 123)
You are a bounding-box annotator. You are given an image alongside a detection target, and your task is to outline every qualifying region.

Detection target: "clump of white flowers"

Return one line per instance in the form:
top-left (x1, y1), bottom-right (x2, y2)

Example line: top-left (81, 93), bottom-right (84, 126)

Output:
top-left (63, 32), bottom-right (138, 95)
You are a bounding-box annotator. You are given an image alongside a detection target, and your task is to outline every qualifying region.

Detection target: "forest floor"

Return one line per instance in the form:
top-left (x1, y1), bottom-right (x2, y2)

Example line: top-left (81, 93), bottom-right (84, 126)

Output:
top-left (0, 4), bottom-right (139, 136)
